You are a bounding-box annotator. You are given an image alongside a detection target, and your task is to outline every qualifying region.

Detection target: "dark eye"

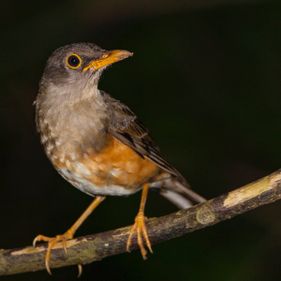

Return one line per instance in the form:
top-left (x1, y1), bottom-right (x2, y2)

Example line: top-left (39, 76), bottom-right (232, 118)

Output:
top-left (66, 54), bottom-right (82, 69)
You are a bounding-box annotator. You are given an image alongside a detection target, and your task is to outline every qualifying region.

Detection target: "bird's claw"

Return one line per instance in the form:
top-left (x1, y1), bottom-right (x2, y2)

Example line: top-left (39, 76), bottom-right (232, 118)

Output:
top-left (33, 231), bottom-right (73, 274)
top-left (126, 212), bottom-right (153, 259)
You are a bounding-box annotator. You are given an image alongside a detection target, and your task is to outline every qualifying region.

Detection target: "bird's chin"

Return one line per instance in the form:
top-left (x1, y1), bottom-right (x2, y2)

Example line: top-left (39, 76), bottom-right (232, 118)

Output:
top-left (89, 67), bottom-right (106, 75)
top-left (83, 68), bottom-right (104, 85)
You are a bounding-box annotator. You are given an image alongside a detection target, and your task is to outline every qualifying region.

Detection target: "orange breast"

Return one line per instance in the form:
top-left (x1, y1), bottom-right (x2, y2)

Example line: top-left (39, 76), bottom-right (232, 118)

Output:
top-left (81, 137), bottom-right (159, 188)
top-left (54, 137), bottom-right (160, 194)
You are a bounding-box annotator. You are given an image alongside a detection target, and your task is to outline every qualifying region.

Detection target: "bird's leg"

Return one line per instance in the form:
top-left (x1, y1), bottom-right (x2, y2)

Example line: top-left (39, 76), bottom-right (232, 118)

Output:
top-left (33, 196), bottom-right (105, 274)
top-left (126, 183), bottom-right (152, 258)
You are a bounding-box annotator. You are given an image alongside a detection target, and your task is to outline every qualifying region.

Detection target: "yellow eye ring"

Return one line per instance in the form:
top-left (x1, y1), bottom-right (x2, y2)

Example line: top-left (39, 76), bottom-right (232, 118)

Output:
top-left (66, 53), bottom-right (82, 69)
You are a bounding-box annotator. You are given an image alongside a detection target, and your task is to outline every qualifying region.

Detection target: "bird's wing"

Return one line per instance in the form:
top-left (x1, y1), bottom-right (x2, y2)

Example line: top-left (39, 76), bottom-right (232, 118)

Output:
top-left (102, 91), bottom-right (187, 184)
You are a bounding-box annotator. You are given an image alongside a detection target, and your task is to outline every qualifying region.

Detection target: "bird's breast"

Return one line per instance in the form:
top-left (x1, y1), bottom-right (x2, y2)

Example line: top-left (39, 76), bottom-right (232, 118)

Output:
top-left (54, 137), bottom-right (160, 196)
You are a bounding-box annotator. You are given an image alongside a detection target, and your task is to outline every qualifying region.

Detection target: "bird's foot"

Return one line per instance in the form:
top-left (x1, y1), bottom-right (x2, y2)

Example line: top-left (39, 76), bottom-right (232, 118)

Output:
top-left (126, 212), bottom-right (153, 259)
top-left (33, 230), bottom-right (73, 274)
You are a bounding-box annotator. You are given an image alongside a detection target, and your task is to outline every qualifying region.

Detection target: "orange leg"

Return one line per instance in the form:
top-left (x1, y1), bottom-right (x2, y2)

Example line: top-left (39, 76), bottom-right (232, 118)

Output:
top-left (126, 183), bottom-right (152, 258)
top-left (33, 196), bottom-right (105, 275)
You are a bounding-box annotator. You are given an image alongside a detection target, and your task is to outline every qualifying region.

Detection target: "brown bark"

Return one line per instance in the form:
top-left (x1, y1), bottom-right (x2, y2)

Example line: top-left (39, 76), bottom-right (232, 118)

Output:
top-left (0, 169), bottom-right (280, 276)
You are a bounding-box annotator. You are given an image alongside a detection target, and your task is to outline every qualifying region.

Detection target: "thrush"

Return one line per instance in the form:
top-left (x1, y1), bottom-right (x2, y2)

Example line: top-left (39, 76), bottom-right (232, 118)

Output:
top-left (33, 42), bottom-right (205, 274)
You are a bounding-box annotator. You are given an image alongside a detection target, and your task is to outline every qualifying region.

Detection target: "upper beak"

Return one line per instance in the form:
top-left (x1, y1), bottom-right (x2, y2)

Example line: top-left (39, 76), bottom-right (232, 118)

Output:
top-left (83, 50), bottom-right (133, 71)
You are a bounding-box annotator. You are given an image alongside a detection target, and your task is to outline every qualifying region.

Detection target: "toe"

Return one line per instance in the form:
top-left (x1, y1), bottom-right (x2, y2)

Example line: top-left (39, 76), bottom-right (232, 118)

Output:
top-left (32, 234), bottom-right (52, 247)
top-left (126, 213), bottom-right (153, 258)
top-left (32, 232), bottom-right (73, 275)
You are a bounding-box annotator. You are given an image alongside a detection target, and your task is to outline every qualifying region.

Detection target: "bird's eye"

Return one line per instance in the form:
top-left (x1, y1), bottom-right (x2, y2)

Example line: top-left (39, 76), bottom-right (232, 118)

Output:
top-left (66, 54), bottom-right (82, 69)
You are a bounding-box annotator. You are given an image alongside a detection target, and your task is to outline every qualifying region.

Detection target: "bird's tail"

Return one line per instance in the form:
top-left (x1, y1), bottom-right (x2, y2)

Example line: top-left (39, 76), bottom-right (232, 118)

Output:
top-left (150, 174), bottom-right (206, 209)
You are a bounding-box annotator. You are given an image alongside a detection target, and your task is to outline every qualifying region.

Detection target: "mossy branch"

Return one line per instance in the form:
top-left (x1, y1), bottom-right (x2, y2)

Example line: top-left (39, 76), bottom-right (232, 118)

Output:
top-left (0, 169), bottom-right (280, 276)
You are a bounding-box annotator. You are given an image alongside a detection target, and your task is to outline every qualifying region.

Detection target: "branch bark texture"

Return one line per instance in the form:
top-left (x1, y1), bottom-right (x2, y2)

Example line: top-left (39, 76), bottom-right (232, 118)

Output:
top-left (0, 169), bottom-right (280, 276)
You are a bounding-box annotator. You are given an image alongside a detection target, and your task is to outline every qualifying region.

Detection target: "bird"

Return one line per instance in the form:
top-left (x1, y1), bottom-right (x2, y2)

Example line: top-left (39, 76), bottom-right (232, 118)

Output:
top-left (33, 42), bottom-right (205, 274)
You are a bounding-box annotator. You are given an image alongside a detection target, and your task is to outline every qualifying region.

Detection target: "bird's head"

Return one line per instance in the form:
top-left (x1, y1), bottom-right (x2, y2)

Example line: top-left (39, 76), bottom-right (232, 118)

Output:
top-left (40, 42), bottom-right (133, 93)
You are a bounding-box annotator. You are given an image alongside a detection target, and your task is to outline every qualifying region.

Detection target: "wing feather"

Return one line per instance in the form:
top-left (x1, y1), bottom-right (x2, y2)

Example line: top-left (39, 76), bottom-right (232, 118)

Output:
top-left (102, 91), bottom-right (187, 184)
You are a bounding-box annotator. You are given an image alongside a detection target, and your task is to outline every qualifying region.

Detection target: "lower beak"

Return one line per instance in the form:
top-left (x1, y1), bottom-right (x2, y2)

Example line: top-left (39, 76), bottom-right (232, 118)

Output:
top-left (83, 50), bottom-right (133, 71)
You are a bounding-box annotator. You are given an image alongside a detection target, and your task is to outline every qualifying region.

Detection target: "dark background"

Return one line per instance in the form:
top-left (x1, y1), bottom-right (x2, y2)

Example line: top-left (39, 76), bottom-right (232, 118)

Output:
top-left (1, 0), bottom-right (280, 280)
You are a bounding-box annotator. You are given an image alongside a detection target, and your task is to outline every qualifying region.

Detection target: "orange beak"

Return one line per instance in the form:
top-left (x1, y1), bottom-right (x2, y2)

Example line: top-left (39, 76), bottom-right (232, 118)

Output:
top-left (83, 50), bottom-right (133, 71)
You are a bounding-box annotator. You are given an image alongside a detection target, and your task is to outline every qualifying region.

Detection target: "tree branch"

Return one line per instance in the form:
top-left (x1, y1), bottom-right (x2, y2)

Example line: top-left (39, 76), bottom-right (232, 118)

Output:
top-left (0, 169), bottom-right (280, 276)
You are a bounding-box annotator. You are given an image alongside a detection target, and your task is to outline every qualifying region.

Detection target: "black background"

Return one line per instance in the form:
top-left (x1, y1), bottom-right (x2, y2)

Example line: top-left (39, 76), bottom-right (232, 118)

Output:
top-left (0, 1), bottom-right (280, 280)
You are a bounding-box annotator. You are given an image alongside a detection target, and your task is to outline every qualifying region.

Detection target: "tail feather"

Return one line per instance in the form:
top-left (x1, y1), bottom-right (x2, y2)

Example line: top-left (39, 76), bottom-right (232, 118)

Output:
top-left (150, 174), bottom-right (206, 209)
top-left (160, 189), bottom-right (193, 209)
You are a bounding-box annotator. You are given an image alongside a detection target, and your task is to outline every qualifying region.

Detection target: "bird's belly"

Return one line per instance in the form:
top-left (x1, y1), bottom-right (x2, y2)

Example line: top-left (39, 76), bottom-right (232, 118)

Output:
top-left (54, 137), bottom-right (159, 196)
top-left (57, 167), bottom-right (139, 196)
